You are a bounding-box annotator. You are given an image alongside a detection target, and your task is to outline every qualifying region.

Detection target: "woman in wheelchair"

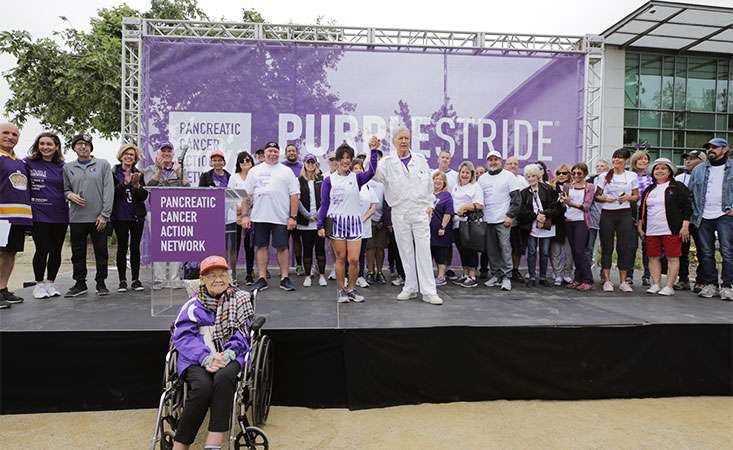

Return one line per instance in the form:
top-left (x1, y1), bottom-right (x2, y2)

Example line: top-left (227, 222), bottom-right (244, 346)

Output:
top-left (171, 255), bottom-right (255, 450)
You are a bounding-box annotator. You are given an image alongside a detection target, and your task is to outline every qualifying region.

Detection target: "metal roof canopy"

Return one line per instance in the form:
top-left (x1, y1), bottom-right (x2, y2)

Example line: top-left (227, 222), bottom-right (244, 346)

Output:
top-left (602, 1), bottom-right (733, 53)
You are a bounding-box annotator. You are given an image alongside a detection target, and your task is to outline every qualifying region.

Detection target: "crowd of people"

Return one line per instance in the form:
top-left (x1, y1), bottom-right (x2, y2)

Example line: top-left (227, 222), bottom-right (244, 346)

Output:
top-left (0, 120), bottom-right (730, 308)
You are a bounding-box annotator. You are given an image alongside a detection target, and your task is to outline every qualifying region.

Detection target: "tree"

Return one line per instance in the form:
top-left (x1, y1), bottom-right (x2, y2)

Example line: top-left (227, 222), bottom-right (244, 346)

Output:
top-left (0, 0), bottom-right (229, 140)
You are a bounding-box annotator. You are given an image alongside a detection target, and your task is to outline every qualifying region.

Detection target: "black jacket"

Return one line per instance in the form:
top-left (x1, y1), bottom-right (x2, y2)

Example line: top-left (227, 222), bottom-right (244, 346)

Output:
top-left (297, 175), bottom-right (323, 226)
top-left (517, 183), bottom-right (565, 232)
top-left (198, 169), bottom-right (231, 187)
top-left (639, 179), bottom-right (692, 235)
top-left (112, 164), bottom-right (148, 220)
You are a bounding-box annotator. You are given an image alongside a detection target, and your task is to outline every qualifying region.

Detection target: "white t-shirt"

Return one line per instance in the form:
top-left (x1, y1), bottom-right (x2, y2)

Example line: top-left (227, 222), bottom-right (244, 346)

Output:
top-left (529, 189), bottom-right (556, 238)
top-left (565, 186), bottom-right (586, 222)
top-left (674, 172), bottom-right (691, 187)
top-left (646, 182), bottom-right (672, 236)
top-left (359, 184), bottom-right (378, 239)
top-left (227, 173), bottom-right (248, 225)
top-left (242, 162), bottom-right (299, 225)
top-left (596, 170), bottom-right (639, 211)
top-left (515, 174), bottom-right (529, 189)
top-left (451, 182), bottom-right (484, 229)
top-left (366, 180), bottom-right (385, 222)
top-left (477, 169), bottom-right (522, 224)
top-left (297, 179), bottom-right (318, 231)
top-left (442, 169), bottom-right (459, 192)
top-left (702, 165), bottom-right (725, 220)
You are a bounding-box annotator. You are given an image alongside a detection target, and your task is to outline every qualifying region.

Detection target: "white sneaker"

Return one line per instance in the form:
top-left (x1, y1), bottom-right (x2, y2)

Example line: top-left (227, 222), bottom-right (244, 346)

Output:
top-left (720, 287), bottom-right (733, 301)
top-left (553, 277), bottom-right (562, 286)
top-left (698, 284), bottom-right (719, 298)
top-left (328, 270), bottom-right (336, 280)
top-left (33, 282), bottom-right (49, 299)
top-left (303, 276), bottom-right (312, 287)
top-left (602, 281), bottom-right (614, 292)
top-left (619, 282), bottom-right (633, 292)
top-left (422, 294), bottom-right (443, 305)
top-left (318, 275), bottom-right (328, 287)
top-left (563, 276), bottom-right (573, 284)
top-left (658, 286), bottom-right (675, 296)
top-left (46, 282), bottom-right (61, 297)
top-left (396, 289), bottom-right (418, 300)
top-left (500, 278), bottom-right (512, 291)
top-left (356, 276), bottom-right (369, 288)
top-left (484, 276), bottom-right (500, 287)
top-left (391, 276), bottom-right (404, 286)
top-left (646, 284), bottom-right (661, 294)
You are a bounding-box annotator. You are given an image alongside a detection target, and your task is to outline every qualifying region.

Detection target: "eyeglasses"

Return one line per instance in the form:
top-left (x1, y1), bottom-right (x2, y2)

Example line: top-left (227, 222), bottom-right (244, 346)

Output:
top-left (572, 171), bottom-right (584, 176)
top-left (556, 171), bottom-right (569, 175)
top-left (305, 160), bottom-right (317, 164)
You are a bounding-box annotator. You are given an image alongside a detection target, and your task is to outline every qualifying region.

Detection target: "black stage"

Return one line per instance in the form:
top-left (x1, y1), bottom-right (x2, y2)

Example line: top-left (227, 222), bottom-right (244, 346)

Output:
top-left (2, 269), bottom-right (732, 414)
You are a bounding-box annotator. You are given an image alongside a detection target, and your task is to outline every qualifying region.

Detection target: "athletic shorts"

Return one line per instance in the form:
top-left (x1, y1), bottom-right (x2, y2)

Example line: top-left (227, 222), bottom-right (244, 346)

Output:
top-left (253, 222), bottom-right (289, 250)
top-left (0, 224), bottom-right (28, 253)
top-left (646, 234), bottom-right (682, 258)
top-left (366, 221), bottom-right (390, 249)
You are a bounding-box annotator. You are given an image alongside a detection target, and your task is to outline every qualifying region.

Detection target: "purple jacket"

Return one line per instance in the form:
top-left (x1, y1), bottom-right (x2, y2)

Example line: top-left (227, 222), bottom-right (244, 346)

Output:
top-left (172, 296), bottom-right (250, 376)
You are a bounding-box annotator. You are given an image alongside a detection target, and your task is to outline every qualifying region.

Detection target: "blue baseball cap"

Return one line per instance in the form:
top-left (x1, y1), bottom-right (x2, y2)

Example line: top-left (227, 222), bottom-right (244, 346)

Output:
top-left (702, 137), bottom-right (728, 149)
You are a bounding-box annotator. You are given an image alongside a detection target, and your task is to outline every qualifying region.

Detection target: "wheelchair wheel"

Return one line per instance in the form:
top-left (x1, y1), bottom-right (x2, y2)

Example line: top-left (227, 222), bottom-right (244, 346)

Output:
top-left (233, 426), bottom-right (269, 449)
top-left (252, 335), bottom-right (273, 426)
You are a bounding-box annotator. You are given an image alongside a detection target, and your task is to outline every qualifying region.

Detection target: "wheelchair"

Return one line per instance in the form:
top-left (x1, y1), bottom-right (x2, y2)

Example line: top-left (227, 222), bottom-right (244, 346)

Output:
top-left (151, 289), bottom-right (274, 449)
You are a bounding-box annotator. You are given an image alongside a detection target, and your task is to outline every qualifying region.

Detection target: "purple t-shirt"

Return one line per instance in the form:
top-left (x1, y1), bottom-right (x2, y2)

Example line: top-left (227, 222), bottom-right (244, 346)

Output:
top-left (430, 191), bottom-right (454, 247)
top-left (400, 154), bottom-right (412, 169)
top-left (212, 172), bottom-right (229, 187)
top-left (283, 160), bottom-right (303, 177)
top-left (24, 158), bottom-right (69, 223)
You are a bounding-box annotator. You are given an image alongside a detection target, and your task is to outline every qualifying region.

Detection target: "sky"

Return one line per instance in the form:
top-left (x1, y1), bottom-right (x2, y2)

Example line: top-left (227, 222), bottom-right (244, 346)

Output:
top-left (1, 0), bottom-right (730, 163)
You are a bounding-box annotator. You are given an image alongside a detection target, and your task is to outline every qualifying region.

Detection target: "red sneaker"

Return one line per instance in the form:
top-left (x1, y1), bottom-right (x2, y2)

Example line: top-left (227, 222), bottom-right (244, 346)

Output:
top-left (566, 281), bottom-right (581, 289)
top-left (576, 282), bottom-right (593, 291)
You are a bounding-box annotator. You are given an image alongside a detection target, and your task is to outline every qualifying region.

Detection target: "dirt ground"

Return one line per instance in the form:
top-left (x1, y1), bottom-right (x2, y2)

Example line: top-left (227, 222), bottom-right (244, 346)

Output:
top-left (1, 397), bottom-right (731, 449)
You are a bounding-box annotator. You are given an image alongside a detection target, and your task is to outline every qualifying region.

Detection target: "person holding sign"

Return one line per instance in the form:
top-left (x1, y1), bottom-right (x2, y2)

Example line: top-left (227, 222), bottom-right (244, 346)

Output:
top-left (240, 142), bottom-right (299, 292)
top-left (317, 141), bottom-right (379, 303)
top-left (594, 148), bottom-right (639, 292)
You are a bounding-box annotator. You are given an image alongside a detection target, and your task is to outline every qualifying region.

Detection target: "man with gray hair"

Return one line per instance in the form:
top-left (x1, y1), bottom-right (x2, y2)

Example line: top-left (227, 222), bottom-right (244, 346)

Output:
top-left (373, 127), bottom-right (443, 305)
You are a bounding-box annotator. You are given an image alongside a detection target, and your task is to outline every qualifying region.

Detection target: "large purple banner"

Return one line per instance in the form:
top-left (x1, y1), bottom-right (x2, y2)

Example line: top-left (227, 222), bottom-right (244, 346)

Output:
top-left (149, 188), bottom-right (225, 262)
top-left (141, 39), bottom-right (585, 182)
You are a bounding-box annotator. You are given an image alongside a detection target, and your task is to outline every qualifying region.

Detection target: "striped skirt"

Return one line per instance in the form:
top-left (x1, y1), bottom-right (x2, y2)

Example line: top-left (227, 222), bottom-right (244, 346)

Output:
top-left (327, 214), bottom-right (363, 241)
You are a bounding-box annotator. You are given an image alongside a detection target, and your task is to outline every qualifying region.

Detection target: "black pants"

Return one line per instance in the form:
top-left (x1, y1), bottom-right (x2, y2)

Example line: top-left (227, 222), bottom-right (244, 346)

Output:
top-left (299, 229), bottom-right (325, 275)
top-left (387, 229), bottom-right (404, 277)
top-left (31, 222), bottom-right (67, 282)
top-left (290, 229), bottom-right (303, 267)
top-left (113, 220), bottom-right (144, 282)
top-left (175, 362), bottom-right (240, 445)
top-left (431, 245), bottom-right (450, 265)
top-left (235, 225), bottom-right (255, 278)
top-left (679, 223), bottom-right (702, 283)
top-left (453, 228), bottom-right (478, 268)
top-left (70, 222), bottom-right (108, 283)
top-left (599, 209), bottom-right (636, 272)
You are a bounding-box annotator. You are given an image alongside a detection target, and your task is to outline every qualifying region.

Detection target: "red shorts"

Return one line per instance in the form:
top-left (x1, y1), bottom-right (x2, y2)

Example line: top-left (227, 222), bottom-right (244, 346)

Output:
top-left (646, 234), bottom-right (682, 257)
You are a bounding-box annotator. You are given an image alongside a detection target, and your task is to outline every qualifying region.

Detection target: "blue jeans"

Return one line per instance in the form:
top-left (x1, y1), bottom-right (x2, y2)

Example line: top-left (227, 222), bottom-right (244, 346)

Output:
top-left (697, 215), bottom-right (733, 288)
top-left (527, 235), bottom-right (551, 280)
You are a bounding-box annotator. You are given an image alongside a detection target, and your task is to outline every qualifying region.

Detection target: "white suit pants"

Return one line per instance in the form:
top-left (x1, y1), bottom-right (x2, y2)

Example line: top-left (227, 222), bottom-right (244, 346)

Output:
top-left (391, 209), bottom-right (437, 295)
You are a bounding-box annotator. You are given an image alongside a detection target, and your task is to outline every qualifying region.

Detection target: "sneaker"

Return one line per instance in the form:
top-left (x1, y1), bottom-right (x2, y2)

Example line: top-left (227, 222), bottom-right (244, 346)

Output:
top-left (658, 286), bottom-right (675, 296)
top-left (1, 288), bottom-right (24, 304)
top-left (131, 280), bottom-right (144, 291)
top-left (646, 284), bottom-right (661, 294)
top-left (152, 280), bottom-right (163, 290)
top-left (337, 289), bottom-right (350, 303)
top-left (318, 275), bottom-right (328, 287)
top-left (461, 278), bottom-right (479, 288)
top-left (422, 294), bottom-right (443, 305)
top-left (46, 283), bottom-right (62, 297)
top-left (674, 280), bottom-right (690, 291)
top-left (566, 281), bottom-right (580, 289)
top-left (625, 277), bottom-right (634, 286)
top-left (698, 284), bottom-right (719, 298)
top-left (279, 277), bottom-right (296, 291)
top-left (602, 281), bottom-right (614, 292)
top-left (347, 289), bottom-right (365, 303)
top-left (251, 277), bottom-right (269, 291)
top-left (118, 280), bottom-right (128, 293)
top-left (562, 276), bottom-right (573, 284)
top-left (619, 282), bottom-right (633, 292)
top-left (295, 265), bottom-right (305, 276)
top-left (96, 282), bottom-right (110, 296)
top-left (303, 276), bottom-right (312, 287)
top-left (511, 269), bottom-right (525, 282)
top-left (720, 287), bottom-right (733, 301)
top-left (500, 278), bottom-right (512, 291)
top-left (375, 272), bottom-right (387, 285)
top-left (553, 277), bottom-right (562, 286)
top-left (328, 270), bottom-right (337, 280)
top-left (245, 274), bottom-right (254, 286)
top-left (396, 289), bottom-right (418, 300)
top-left (356, 276), bottom-right (369, 288)
top-left (0, 299), bottom-right (10, 309)
top-left (445, 269), bottom-right (457, 280)
top-left (642, 276), bottom-right (651, 287)
top-left (693, 283), bottom-right (704, 294)
top-left (33, 282), bottom-right (49, 299)
top-left (452, 275), bottom-right (467, 286)
top-left (435, 276), bottom-right (447, 286)
top-left (484, 276), bottom-right (500, 288)
top-left (391, 276), bottom-right (404, 286)
top-left (366, 273), bottom-right (375, 285)
top-left (576, 282), bottom-right (593, 291)
top-left (527, 278), bottom-right (537, 287)
top-left (65, 283), bottom-right (88, 298)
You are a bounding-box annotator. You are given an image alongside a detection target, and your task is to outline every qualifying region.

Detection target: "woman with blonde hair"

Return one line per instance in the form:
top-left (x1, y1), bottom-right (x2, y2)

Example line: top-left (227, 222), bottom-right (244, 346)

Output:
top-left (112, 143), bottom-right (148, 292)
top-left (628, 148), bottom-right (653, 286)
top-left (430, 170), bottom-right (454, 285)
top-left (450, 161), bottom-right (484, 287)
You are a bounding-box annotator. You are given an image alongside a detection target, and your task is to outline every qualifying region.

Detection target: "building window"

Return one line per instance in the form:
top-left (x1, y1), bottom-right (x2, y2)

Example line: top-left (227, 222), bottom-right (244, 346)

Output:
top-left (623, 51), bottom-right (732, 165)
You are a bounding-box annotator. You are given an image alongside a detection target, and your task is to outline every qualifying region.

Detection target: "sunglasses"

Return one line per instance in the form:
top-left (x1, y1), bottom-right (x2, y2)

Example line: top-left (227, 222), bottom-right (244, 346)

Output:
top-left (556, 171), bottom-right (569, 175)
top-left (572, 171), bottom-right (584, 176)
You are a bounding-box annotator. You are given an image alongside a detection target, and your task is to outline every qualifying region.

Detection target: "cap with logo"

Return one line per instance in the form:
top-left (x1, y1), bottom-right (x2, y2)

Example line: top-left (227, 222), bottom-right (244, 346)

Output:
top-left (264, 141), bottom-right (280, 150)
top-left (702, 137), bottom-right (728, 149)
top-left (485, 150), bottom-right (502, 160)
top-left (210, 150), bottom-right (226, 161)
top-left (200, 255), bottom-right (229, 275)
top-left (682, 149), bottom-right (705, 160)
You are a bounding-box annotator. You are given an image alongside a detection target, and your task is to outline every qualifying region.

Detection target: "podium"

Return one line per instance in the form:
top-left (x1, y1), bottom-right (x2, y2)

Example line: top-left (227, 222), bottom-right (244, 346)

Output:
top-left (146, 186), bottom-right (241, 316)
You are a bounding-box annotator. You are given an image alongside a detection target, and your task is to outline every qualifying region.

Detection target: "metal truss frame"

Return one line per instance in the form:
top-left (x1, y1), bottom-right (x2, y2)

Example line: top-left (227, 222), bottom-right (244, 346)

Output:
top-left (121, 18), bottom-right (603, 160)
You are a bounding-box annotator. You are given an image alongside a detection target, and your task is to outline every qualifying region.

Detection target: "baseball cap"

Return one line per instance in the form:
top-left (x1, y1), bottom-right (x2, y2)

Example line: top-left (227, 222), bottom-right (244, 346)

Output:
top-left (486, 150), bottom-right (502, 160)
top-left (702, 137), bottom-right (728, 149)
top-left (264, 141), bottom-right (279, 150)
top-left (210, 150), bottom-right (226, 160)
top-left (650, 157), bottom-right (676, 176)
top-left (303, 153), bottom-right (318, 163)
top-left (71, 133), bottom-right (94, 150)
top-left (682, 149), bottom-right (705, 160)
top-left (200, 255), bottom-right (229, 275)
top-left (255, 148), bottom-right (264, 155)
top-left (159, 142), bottom-right (174, 151)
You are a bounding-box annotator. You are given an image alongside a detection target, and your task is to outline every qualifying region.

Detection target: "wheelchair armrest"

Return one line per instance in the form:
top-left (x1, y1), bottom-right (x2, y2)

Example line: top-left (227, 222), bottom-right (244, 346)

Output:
top-left (251, 316), bottom-right (266, 332)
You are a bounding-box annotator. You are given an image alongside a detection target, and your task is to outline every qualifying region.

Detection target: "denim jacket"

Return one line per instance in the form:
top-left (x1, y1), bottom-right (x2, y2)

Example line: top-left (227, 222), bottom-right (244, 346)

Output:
top-left (688, 158), bottom-right (733, 227)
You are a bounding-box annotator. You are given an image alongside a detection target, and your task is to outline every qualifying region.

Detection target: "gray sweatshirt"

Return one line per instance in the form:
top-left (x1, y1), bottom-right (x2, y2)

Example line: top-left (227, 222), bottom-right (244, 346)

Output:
top-left (63, 158), bottom-right (114, 223)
